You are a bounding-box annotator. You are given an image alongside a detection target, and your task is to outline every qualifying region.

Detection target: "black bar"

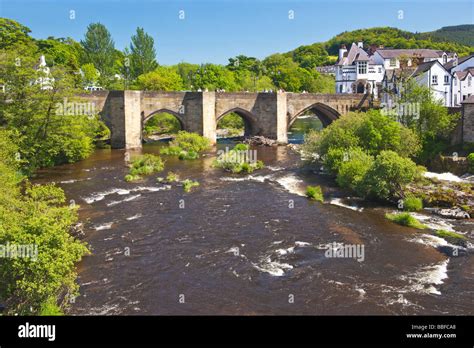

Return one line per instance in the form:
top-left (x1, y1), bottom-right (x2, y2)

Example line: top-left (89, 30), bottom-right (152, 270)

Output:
top-left (0, 316), bottom-right (472, 346)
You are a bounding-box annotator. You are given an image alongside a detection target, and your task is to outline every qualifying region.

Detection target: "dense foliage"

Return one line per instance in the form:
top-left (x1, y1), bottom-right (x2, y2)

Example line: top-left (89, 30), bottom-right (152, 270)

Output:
top-left (0, 130), bottom-right (89, 315)
top-left (302, 110), bottom-right (423, 201)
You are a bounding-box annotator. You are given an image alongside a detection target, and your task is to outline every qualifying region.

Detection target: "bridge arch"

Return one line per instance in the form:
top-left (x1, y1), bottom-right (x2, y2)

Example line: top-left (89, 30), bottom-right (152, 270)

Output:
top-left (217, 107), bottom-right (260, 136)
top-left (143, 108), bottom-right (186, 131)
top-left (288, 102), bottom-right (340, 129)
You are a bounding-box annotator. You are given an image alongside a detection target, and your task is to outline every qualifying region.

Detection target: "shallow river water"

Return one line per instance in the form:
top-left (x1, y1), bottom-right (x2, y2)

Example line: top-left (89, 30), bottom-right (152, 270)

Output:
top-left (33, 118), bottom-right (473, 315)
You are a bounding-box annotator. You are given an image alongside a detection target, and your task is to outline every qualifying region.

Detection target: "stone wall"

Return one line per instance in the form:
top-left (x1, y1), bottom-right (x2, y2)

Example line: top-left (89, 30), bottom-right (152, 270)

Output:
top-left (462, 96), bottom-right (474, 144)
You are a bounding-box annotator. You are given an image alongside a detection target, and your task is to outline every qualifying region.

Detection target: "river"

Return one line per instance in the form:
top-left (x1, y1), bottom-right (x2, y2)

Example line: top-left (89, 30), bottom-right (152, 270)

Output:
top-left (33, 116), bottom-right (473, 315)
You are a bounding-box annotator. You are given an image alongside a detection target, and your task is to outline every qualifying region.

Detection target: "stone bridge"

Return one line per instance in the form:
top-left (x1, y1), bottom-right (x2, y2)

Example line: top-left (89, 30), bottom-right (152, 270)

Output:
top-left (80, 91), bottom-right (372, 148)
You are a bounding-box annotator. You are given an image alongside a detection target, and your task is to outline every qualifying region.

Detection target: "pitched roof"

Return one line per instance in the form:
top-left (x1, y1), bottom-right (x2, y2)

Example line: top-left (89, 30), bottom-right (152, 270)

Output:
top-left (444, 54), bottom-right (474, 71)
top-left (454, 68), bottom-right (474, 80)
top-left (337, 43), bottom-right (369, 65)
top-left (376, 49), bottom-right (445, 59)
top-left (412, 60), bottom-right (441, 77)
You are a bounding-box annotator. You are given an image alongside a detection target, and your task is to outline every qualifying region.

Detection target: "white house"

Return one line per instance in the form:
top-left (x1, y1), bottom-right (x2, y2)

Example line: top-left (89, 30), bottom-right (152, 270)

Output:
top-left (411, 60), bottom-right (452, 106)
top-left (372, 49), bottom-right (457, 70)
top-left (452, 68), bottom-right (474, 105)
top-left (335, 42), bottom-right (385, 98)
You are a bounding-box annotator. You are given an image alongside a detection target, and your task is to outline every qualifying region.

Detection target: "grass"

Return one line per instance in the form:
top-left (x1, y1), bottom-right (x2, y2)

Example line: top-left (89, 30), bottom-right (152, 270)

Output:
top-left (213, 143), bottom-right (264, 174)
top-left (435, 229), bottom-right (467, 246)
top-left (183, 179), bottom-right (199, 193)
top-left (306, 185), bottom-right (324, 202)
top-left (160, 132), bottom-right (210, 160)
top-left (385, 212), bottom-right (427, 229)
top-left (165, 171), bottom-right (179, 183)
top-left (402, 196), bottom-right (423, 212)
top-left (125, 154), bottom-right (164, 182)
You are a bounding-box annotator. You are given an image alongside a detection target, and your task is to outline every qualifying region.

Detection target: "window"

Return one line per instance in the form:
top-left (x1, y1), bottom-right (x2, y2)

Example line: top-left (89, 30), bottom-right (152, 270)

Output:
top-left (432, 75), bottom-right (438, 85)
top-left (378, 67), bottom-right (382, 73)
top-left (339, 85), bottom-right (343, 93)
top-left (444, 75), bottom-right (449, 85)
top-left (389, 58), bottom-right (396, 67)
top-left (443, 55), bottom-right (447, 64)
top-left (469, 76), bottom-right (472, 87)
top-left (454, 78), bottom-right (457, 86)
top-left (358, 62), bottom-right (367, 74)
top-left (454, 94), bottom-right (458, 105)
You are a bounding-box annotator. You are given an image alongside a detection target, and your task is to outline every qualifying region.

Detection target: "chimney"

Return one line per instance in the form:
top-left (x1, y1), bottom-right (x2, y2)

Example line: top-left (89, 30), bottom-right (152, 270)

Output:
top-left (338, 44), bottom-right (347, 62)
top-left (357, 41), bottom-right (363, 48)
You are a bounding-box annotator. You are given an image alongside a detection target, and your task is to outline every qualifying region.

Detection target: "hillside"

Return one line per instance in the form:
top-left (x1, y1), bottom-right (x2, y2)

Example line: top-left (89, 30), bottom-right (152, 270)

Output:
top-left (418, 25), bottom-right (474, 47)
top-left (286, 26), bottom-right (474, 69)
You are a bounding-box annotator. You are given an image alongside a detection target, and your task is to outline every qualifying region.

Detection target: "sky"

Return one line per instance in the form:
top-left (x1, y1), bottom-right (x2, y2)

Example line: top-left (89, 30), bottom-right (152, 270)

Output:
top-left (1, 0), bottom-right (473, 65)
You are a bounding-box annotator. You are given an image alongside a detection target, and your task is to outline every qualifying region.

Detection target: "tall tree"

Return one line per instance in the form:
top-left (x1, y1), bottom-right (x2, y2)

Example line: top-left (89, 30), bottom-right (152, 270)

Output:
top-left (80, 23), bottom-right (115, 79)
top-left (130, 27), bottom-right (158, 79)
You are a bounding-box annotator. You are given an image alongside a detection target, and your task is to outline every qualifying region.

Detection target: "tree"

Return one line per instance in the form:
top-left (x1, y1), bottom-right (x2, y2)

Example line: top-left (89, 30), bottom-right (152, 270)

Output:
top-left (80, 23), bottom-right (116, 80)
top-left (0, 18), bottom-right (33, 49)
top-left (137, 66), bottom-right (184, 91)
top-left (0, 49), bottom-right (106, 173)
top-left (360, 150), bottom-right (420, 200)
top-left (129, 27), bottom-right (158, 79)
top-left (81, 63), bottom-right (100, 86)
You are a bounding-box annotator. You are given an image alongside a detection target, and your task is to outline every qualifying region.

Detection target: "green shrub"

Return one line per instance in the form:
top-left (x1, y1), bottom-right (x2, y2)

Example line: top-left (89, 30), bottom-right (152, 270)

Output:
top-left (213, 143), bottom-right (264, 174)
top-left (385, 212), bottom-right (427, 229)
top-left (183, 179), bottom-right (199, 192)
top-left (435, 229), bottom-right (467, 246)
top-left (336, 147), bottom-right (374, 193)
top-left (170, 131), bottom-right (211, 153)
top-left (40, 298), bottom-right (64, 316)
top-left (467, 153), bottom-right (474, 173)
top-left (124, 174), bottom-right (141, 182)
top-left (126, 154), bottom-right (164, 181)
top-left (359, 151), bottom-right (420, 200)
top-left (402, 196), bottom-right (423, 211)
top-left (178, 150), bottom-right (199, 160)
top-left (165, 171), bottom-right (179, 182)
top-left (306, 185), bottom-right (324, 202)
top-left (160, 145), bottom-right (182, 156)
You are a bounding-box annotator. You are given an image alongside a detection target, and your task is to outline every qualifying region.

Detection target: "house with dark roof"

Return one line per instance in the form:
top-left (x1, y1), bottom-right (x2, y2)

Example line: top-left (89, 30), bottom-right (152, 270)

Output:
top-left (452, 67), bottom-right (474, 105)
top-left (372, 49), bottom-right (456, 70)
top-left (411, 60), bottom-right (452, 106)
top-left (335, 42), bottom-right (385, 98)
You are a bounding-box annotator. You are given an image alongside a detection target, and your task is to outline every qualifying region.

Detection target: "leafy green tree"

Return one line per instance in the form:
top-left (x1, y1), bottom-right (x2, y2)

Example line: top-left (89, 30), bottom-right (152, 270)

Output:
top-left (129, 27), bottom-right (158, 79)
top-left (81, 63), bottom-right (100, 86)
top-left (336, 147), bottom-right (374, 193)
top-left (360, 150), bottom-right (420, 200)
top-left (137, 66), bottom-right (184, 91)
top-left (0, 129), bottom-right (89, 315)
top-left (191, 64), bottom-right (238, 91)
top-left (0, 49), bottom-right (107, 173)
top-left (0, 18), bottom-right (33, 49)
top-left (80, 23), bottom-right (116, 80)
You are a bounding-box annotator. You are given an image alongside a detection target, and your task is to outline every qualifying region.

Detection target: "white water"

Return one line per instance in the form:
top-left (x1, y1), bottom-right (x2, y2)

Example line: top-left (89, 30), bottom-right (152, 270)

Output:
top-left (329, 198), bottom-right (364, 212)
top-left (424, 171), bottom-right (467, 183)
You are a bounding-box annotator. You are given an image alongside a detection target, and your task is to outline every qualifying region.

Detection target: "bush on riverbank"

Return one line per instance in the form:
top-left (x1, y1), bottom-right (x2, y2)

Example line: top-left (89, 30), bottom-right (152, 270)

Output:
top-left (213, 143), bottom-right (264, 174)
top-left (0, 130), bottom-right (89, 315)
top-left (402, 196), bottom-right (423, 212)
top-left (385, 212), bottom-right (427, 229)
top-left (306, 185), bottom-right (324, 202)
top-left (302, 111), bottom-right (424, 203)
top-left (125, 154), bottom-right (164, 181)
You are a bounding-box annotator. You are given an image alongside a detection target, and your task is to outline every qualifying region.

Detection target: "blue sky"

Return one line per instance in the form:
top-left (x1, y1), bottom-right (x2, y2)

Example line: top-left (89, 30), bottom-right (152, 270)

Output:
top-left (1, 0), bottom-right (473, 65)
